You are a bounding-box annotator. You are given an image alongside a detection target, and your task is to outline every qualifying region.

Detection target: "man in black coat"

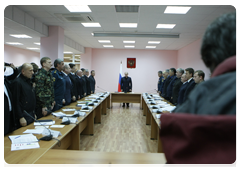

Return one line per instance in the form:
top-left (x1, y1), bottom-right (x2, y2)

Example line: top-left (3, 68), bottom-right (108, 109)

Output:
top-left (182, 68), bottom-right (196, 103)
top-left (121, 72), bottom-right (132, 107)
top-left (75, 70), bottom-right (84, 99)
top-left (81, 68), bottom-right (87, 97)
top-left (177, 73), bottom-right (188, 105)
top-left (12, 63), bottom-right (36, 128)
top-left (171, 68), bottom-right (184, 105)
top-left (89, 70), bottom-right (96, 94)
top-left (68, 63), bottom-right (78, 101)
top-left (85, 69), bottom-right (91, 95)
top-left (161, 69), bottom-right (171, 99)
top-left (4, 65), bottom-right (16, 135)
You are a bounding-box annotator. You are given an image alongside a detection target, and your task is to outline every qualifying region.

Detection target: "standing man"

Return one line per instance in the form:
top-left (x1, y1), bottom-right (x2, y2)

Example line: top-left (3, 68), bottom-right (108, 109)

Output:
top-left (89, 70), bottom-right (96, 94)
top-left (35, 57), bottom-right (55, 119)
top-left (62, 64), bottom-right (74, 105)
top-left (81, 68), bottom-right (87, 97)
top-left (193, 70), bottom-right (205, 87)
top-left (52, 59), bottom-right (65, 111)
top-left (160, 71), bottom-right (168, 95)
top-left (75, 70), bottom-right (84, 99)
top-left (177, 73), bottom-right (188, 105)
top-left (157, 71), bottom-right (164, 95)
top-left (4, 65), bottom-right (15, 135)
top-left (68, 63), bottom-right (78, 101)
top-left (166, 68), bottom-right (177, 100)
top-left (171, 68), bottom-right (184, 105)
top-left (162, 69), bottom-right (171, 98)
top-left (85, 69), bottom-right (91, 95)
top-left (183, 68), bottom-right (196, 102)
top-left (12, 63), bottom-right (36, 127)
top-left (121, 72), bottom-right (132, 107)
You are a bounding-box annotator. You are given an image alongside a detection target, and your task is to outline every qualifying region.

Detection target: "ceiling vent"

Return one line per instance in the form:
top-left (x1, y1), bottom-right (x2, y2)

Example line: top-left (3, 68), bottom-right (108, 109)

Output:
top-left (55, 13), bottom-right (94, 22)
top-left (115, 5), bottom-right (139, 13)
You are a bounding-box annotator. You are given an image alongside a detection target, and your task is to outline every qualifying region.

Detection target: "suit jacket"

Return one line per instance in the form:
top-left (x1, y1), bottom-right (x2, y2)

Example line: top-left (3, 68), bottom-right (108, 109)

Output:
top-left (121, 77), bottom-right (132, 92)
top-left (161, 76), bottom-right (171, 98)
top-left (75, 76), bottom-right (84, 99)
top-left (166, 75), bottom-right (177, 99)
top-left (62, 73), bottom-right (72, 105)
top-left (183, 78), bottom-right (196, 102)
top-left (68, 73), bottom-right (78, 100)
top-left (4, 77), bottom-right (15, 135)
top-left (85, 75), bottom-right (91, 95)
top-left (172, 78), bottom-right (183, 105)
top-left (157, 76), bottom-right (164, 92)
top-left (81, 75), bottom-right (87, 95)
top-left (89, 75), bottom-right (96, 93)
top-left (177, 82), bottom-right (188, 105)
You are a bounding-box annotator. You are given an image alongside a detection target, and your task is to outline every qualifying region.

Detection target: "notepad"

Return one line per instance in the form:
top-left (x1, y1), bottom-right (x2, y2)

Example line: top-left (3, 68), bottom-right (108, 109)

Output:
top-left (62, 108), bottom-right (76, 111)
top-left (23, 129), bottom-right (45, 134)
top-left (11, 142), bottom-right (40, 151)
top-left (34, 121), bottom-right (55, 126)
top-left (9, 134), bottom-right (39, 144)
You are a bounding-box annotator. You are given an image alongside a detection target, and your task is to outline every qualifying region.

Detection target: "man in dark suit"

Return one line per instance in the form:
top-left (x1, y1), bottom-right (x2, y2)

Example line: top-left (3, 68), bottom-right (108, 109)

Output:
top-left (85, 69), bottom-right (91, 95)
top-left (183, 68), bottom-right (196, 103)
top-left (75, 70), bottom-right (84, 99)
top-left (161, 69), bottom-right (171, 98)
top-left (4, 65), bottom-right (16, 135)
top-left (68, 63), bottom-right (78, 101)
top-left (193, 70), bottom-right (205, 87)
top-left (62, 64), bottom-right (73, 105)
top-left (89, 70), bottom-right (96, 94)
top-left (121, 72), bottom-right (132, 107)
top-left (166, 68), bottom-right (177, 100)
top-left (157, 71), bottom-right (164, 95)
top-left (171, 68), bottom-right (184, 105)
top-left (81, 68), bottom-right (87, 97)
top-left (12, 63), bottom-right (36, 128)
top-left (177, 73), bottom-right (188, 105)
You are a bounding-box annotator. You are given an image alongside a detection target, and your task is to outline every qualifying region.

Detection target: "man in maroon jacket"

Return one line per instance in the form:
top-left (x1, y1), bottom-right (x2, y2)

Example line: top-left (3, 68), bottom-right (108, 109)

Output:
top-left (161, 12), bottom-right (236, 164)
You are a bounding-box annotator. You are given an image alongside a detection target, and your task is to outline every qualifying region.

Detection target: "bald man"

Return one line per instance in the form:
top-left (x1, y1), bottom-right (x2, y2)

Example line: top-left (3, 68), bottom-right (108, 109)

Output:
top-left (12, 63), bottom-right (36, 128)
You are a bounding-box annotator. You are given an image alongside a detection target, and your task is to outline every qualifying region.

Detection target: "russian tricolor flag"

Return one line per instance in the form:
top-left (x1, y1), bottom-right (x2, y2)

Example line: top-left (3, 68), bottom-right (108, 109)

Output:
top-left (118, 61), bottom-right (122, 92)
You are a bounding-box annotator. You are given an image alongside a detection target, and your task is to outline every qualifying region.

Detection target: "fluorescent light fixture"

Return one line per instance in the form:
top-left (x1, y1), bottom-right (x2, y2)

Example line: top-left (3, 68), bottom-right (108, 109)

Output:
top-left (123, 41), bottom-right (135, 43)
top-left (10, 34), bottom-right (32, 38)
top-left (64, 5), bottom-right (91, 12)
top-left (81, 23), bottom-right (101, 27)
top-left (146, 46), bottom-right (156, 48)
top-left (98, 40), bottom-right (111, 43)
top-left (148, 41), bottom-right (161, 44)
top-left (64, 51), bottom-right (73, 54)
top-left (164, 6), bottom-right (191, 14)
top-left (34, 42), bottom-right (40, 45)
top-left (156, 24), bottom-right (176, 29)
top-left (103, 45), bottom-right (113, 48)
top-left (124, 45), bottom-right (135, 48)
top-left (75, 55), bottom-right (81, 56)
top-left (6, 42), bottom-right (23, 45)
top-left (64, 57), bottom-right (71, 59)
top-left (119, 23), bottom-right (137, 28)
top-left (26, 47), bottom-right (39, 50)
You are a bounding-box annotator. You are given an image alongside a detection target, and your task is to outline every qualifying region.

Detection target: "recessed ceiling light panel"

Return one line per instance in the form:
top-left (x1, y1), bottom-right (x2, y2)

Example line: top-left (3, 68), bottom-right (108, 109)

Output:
top-left (148, 41), bottom-right (160, 44)
top-left (156, 24), bottom-right (176, 29)
top-left (10, 34), bottom-right (32, 38)
top-left (164, 6), bottom-right (191, 14)
top-left (123, 41), bottom-right (135, 43)
top-left (146, 46), bottom-right (156, 48)
top-left (119, 23), bottom-right (137, 28)
top-left (98, 40), bottom-right (111, 43)
top-left (81, 23), bottom-right (101, 27)
top-left (64, 5), bottom-right (92, 12)
top-left (6, 42), bottom-right (23, 45)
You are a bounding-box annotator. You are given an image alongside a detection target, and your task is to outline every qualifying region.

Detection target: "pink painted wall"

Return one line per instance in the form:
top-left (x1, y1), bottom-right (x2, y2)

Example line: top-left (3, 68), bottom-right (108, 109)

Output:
top-left (177, 39), bottom-right (211, 80)
top-left (91, 48), bottom-right (177, 93)
top-left (80, 47), bottom-right (92, 70)
top-left (4, 44), bottom-right (40, 67)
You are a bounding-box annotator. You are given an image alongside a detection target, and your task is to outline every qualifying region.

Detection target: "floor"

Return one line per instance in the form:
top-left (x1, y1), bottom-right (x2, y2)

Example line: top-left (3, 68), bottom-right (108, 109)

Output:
top-left (80, 103), bottom-right (158, 153)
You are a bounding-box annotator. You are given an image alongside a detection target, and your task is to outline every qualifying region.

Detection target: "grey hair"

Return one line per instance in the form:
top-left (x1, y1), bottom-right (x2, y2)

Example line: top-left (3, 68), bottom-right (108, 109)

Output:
top-left (158, 71), bottom-right (162, 74)
top-left (176, 68), bottom-right (184, 74)
top-left (54, 58), bottom-right (63, 68)
top-left (75, 69), bottom-right (82, 75)
top-left (63, 64), bottom-right (70, 71)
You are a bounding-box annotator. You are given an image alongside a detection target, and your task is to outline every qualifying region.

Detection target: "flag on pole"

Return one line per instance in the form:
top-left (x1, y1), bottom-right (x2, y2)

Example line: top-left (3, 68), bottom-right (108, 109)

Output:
top-left (118, 61), bottom-right (122, 92)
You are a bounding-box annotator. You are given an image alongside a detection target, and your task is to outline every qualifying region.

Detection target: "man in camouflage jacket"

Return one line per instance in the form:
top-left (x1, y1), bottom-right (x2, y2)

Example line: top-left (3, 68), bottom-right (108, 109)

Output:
top-left (35, 57), bottom-right (55, 119)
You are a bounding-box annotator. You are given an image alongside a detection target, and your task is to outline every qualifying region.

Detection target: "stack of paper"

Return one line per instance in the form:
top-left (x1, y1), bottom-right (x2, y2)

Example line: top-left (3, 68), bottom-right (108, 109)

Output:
top-left (52, 112), bottom-right (66, 117)
top-left (62, 108), bottom-right (76, 112)
top-left (23, 129), bottom-right (45, 134)
top-left (34, 120), bottom-right (55, 126)
top-left (9, 134), bottom-right (40, 151)
top-left (62, 117), bottom-right (78, 124)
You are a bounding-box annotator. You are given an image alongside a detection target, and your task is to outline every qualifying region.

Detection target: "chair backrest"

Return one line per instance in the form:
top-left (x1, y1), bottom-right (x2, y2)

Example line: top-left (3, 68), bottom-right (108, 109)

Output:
top-left (160, 113), bottom-right (236, 164)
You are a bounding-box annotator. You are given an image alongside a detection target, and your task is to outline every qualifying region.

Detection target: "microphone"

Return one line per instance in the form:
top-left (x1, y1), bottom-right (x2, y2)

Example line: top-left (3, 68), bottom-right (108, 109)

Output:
top-left (60, 116), bottom-right (70, 125)
top-left (97, 86), bottom-right (107, 92)
top-left (23, 110), bottom-right (53, 141)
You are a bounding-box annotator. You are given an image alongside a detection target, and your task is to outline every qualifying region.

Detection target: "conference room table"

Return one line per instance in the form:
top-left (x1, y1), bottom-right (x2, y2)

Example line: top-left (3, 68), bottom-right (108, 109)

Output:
top-left (4, 92), bottom-right (111, 164)
top-left (141, 93), bottom-right (175, 153)
top-left (4, 92), bottom-right (167, 164)
top-left (110, 92), bottom-right (142, 108)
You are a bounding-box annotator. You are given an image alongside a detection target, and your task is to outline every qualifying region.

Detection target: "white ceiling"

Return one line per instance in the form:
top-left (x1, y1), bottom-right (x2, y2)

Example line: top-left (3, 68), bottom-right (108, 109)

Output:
top-left (4, 5), bottom-right (236, 53)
